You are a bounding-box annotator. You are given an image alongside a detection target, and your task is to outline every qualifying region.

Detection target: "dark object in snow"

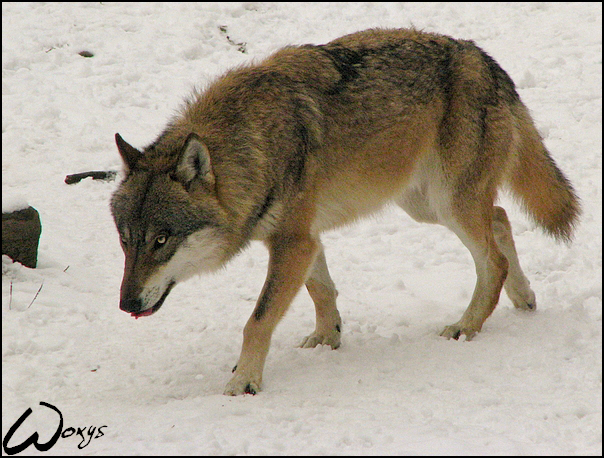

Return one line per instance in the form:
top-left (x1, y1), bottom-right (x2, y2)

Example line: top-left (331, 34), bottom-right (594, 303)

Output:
top-left (218, 25), bottom-right (247, 54)
top-left (65, 170), bottom-right (117, 184)
top-left (79, 50), bottom-right (94, 58)
top-left (2, 206), bottom-right (42, 268)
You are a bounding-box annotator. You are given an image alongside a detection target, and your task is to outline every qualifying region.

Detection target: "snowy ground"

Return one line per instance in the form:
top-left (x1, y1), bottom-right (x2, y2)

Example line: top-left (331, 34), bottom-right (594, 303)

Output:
top-left (2, 2), bottom-right (601, 455)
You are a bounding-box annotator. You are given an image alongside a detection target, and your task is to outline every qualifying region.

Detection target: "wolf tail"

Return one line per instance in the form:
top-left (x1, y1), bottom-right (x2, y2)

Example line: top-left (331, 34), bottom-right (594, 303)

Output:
top-left (507, 104), bottom-right (581, 243)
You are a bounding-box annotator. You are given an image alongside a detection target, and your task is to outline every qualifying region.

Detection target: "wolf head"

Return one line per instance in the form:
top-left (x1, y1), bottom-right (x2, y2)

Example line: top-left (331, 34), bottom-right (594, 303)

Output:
top-left (110, 133), bottom-right (231, 318)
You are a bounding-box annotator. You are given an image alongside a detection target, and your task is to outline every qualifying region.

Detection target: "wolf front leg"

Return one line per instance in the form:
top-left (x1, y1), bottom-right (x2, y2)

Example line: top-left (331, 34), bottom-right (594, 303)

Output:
top-left (224, 233), bottom-right (320, 395)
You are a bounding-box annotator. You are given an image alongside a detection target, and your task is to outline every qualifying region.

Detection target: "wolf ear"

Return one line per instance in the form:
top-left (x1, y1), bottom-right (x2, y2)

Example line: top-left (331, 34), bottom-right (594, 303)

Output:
top-left (115, 133), bottom-right (143, 172)
top-left (175, 133), bottom-right (214, 188)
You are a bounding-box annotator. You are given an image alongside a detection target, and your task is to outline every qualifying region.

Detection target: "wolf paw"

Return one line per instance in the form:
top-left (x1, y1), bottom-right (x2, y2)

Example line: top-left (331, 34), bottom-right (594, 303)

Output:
top-left (299, 329), bottom-right (341, 349)
top-left (440, 324), bottom-right (478, 341)
top-left (223, 373), bottom-right (261, 396)
top-left (509, 288), bottom-right (537, 311)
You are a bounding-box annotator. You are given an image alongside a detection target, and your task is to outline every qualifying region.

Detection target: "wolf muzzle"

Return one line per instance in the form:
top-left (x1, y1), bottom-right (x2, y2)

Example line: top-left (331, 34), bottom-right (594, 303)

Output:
top-left (119, 281), bottom-right (176, 319)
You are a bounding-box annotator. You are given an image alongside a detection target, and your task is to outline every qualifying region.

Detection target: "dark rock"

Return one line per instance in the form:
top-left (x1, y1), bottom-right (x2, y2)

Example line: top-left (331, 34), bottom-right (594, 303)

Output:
top-left (2, 206), bottom-right (42, 268)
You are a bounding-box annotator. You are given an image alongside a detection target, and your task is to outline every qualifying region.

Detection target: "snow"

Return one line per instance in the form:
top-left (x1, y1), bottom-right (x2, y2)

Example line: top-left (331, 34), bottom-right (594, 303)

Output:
top-left (1, 194), bottom-right (29, 214)
top-left (2, 2), bottom-right (601, 455)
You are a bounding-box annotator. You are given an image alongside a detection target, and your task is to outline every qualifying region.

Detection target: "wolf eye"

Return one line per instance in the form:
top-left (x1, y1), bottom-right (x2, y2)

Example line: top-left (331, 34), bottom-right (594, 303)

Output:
top-left (154, 235), bottom-right (168, 249)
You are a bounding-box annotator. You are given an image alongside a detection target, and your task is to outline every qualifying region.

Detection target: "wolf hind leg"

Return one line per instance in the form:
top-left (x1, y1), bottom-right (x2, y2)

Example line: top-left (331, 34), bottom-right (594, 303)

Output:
top-left (398, 180), bottom-right (512, 339)
top-left (299, 245), bottom-right (342, 349)
top-left (440, 202), bottom-right (509, 341)
top-left (493, 206), bottom-right (536, 310)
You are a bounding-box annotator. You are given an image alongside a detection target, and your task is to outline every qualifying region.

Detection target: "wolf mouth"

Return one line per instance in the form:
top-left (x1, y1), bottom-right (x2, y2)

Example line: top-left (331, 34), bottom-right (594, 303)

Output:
top-left (131, 281), bottom-right (176, 319)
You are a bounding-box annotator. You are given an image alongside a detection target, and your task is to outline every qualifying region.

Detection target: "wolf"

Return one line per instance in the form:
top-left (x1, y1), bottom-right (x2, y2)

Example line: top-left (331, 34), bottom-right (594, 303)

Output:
top-left (110, 28), bottom-right (580, 395)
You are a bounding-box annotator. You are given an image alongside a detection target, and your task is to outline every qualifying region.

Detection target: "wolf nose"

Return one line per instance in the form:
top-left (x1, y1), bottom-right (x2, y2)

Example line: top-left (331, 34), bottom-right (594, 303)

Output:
top-left (119, 298), bottom-right (143, 314)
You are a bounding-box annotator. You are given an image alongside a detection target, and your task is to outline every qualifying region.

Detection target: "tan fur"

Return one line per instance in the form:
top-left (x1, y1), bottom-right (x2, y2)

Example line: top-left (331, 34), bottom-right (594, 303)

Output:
top-left (110, 28), bottom-right (580, 395)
